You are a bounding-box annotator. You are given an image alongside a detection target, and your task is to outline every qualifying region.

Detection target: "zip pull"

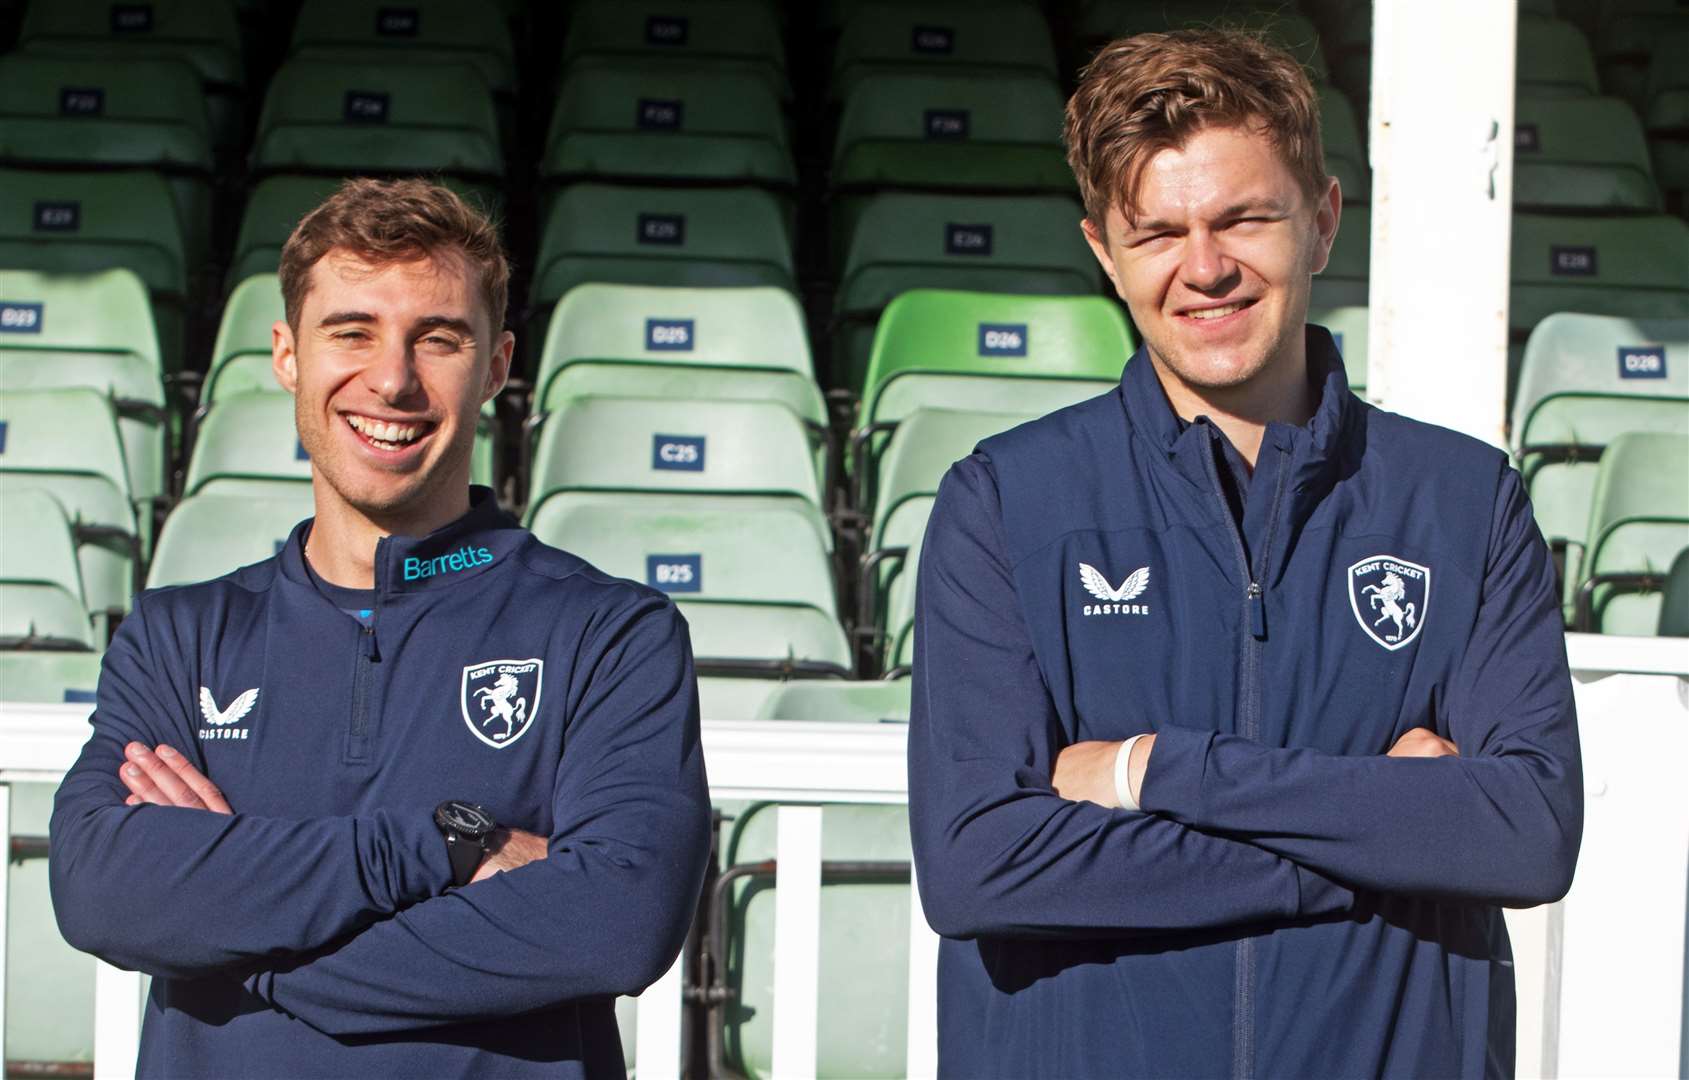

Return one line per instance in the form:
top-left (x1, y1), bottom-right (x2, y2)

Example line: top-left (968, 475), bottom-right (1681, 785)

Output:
top-left (361, 624), bottom-right (380, 661)
top-left (1247, 582), bottom-right (1266, 639)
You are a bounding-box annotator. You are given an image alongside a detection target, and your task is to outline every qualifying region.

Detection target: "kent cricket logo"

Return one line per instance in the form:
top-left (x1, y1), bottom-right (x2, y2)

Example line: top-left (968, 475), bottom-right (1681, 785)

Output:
top-left (462, 659), bottom-right (542, 749)
top-left (1078, 562), bottom-right (1151, 616)
top-left (199, 686), bottom-right (259, 741)
top-left (1348, 555), bottom-right (1430, 651)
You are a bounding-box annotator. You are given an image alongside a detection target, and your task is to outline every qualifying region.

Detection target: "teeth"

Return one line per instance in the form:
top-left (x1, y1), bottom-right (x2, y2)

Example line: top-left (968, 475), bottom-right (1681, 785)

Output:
top-left (347, 415), bottom-right (423, 445)
top-left (1188, 302), bottom-right (1248, 320)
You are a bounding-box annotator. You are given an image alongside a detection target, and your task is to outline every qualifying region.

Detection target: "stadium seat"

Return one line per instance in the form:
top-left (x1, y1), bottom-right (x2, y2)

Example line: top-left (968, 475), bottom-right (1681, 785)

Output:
top-left (1310, 203), bottom-right (1369, 311)
top-left (1319, 84), bottom-right (1369, 204)
top-left (531, 284), bottom-right (826, 435)
top-left (717, 801), bottom-right (913, 1077)
top-left (830, 2), bottom-right (1058, 101)
top-left (0, 54), bottom-right (216, 265)
top-left (1311, 306), bottom-right (1370, 393)
top-left (288, 0), bottom-right (517, 98)
top-left (1569, 430), bottom-right (1689, 633)
top-left (835, 194), bottom-right (1101, 389)
top-left (1075, 3), bottom-right (1329, 83)
top-left (0, 489), bottom-right (94, 650)
top-left (1658, 545), bottom-right (1689, 636)
top-left (754, 678), bottom-right (912, 722)
top-left (1642, 24), bottom-right (1689, 214)
top-left (1594, 9), bottom-right (1687, 113)
top-left (0, 389), bottom-right (140, 635)
top-left (146, 488), bottom-right (316, 588)
top-left (204, 273), bottom-right (283, 405)
top-left (881, 516), bottom-right (927, 672)
top-left (830, 72), bottom-right (1071, 194)
top-left (227, 175), bottom-right (340, 289)
top-left (252, 59), bottom-right (503, 181)
top-left (0, 268), bottom-right (168, 516)
top-left (531, 496), bottom-right (851, 676)
top-left (183, 390), bottom-right (311, 498)
top-left (0, 169), bottom-right (187, 371)
top-left (1513, 95), bottom-right (1660, 212)
top-left (540, 59), bottom-right (794, 187)
top-left (0, 651), bottom-right (104, 704)
top-left (559, 0), bottom-right (787, 98)
top-left (529, 184), bottom-right (796, 327)
top-left (16, 0), bottom-right (245, 149)
top-left (1514, 313), bottom-right (1689, 594)
top-left (1516, 16), bottom-right (1600, 98)
top-left (1323, 2), bottom-right (1373, 111)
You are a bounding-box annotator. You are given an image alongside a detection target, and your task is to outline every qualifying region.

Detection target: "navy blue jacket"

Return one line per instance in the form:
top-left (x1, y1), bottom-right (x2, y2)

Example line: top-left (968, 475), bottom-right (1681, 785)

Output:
top-left (908, 329), bottom-right (1583, 1079)
top-left (50, 489), bottom-right (711, 1078)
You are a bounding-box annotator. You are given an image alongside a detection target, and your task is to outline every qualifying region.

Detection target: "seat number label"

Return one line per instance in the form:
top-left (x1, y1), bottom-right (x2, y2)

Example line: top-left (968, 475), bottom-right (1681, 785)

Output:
top-left (638, 213), bottom-right (686, 245)
top-left (344, 91), bottom-right (391, 123)
top-left (638, 98), bottom-right (684, 130)
top-left (60, 88), bottom-right (104, 116)
top-left (978, 323), bottom-right (1028, 357)
top-left (646, 318), bottom-right (695, 351)
top-left (912, 26), bottom-right (954, 53)
top-left (946, 222), bottom-right (993, 255)
top-left (33, 202), bottom-right (80, 232)
top-left (653, 434), bottom-right (705, 471)
top-left (647, 554), bottom-right (702, 592)
top-left (1617, 346), bottom-right (1666, 379)
top-left (925, 109), bottom-right (970, 139)
top-left (377, 7), bottom-right (419, 35)
top-left (110, 4), bottom-right (154, 33)
top-left (1515, 124), bottom-right (1539, 152)
top-left (1550, 245), bottom-right (1597, 276)
top-left (0, 303), bottom-right (44, 334)
top-left (647, 15), bottom-right (689, 45)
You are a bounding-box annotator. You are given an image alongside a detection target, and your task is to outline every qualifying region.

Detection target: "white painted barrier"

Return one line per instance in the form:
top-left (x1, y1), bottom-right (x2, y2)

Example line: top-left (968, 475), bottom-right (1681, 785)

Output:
top-left (0, 632), bottom-right (1682, 1078)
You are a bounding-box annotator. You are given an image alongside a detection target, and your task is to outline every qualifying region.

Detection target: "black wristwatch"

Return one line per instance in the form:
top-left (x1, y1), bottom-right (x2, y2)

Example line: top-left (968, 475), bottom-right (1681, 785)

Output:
top-left (434, 800), bottom-right (496, 888)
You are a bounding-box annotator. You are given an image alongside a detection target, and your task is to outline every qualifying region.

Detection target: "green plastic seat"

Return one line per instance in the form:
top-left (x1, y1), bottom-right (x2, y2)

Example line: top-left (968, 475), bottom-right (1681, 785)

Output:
top-left (253, 58), bottom-right (502, 180)
top-left (754, 678), bottom-right (911, 722)
top-left (830, 2), bottom-right (1057, 102)
top-left (1318, 84), bottom-right (1369, 204)
top-left (1075, 3), bottom-right (1329, 83)
top-left (864, 406), bottom-right (1037, 550)
top-left (18, 0), bottom-right (245, 148)
top-left (559, 0), bottom-right (787, 97)
top-left (530, 184), bottom-right (796, 317)
top-left (541, 59), bottom-right (793, 187)
top-left (289, 0), bottom-right (517, 96)
top-left (205, 273), bottom-right (284, 404)
top-left (0, 389), bottom-right (139, 632)
top-left (146, 489), bottom-right (315, 588)
top-left (1658, 546), bottom-right (1689, 636)
top-left (0, 489), bottom-right (93, 650)
top-left (1643, 25), bottom-right (1689, 213)
top-left (1513, 95), bottom-right (1660, 212)
top-left (0, 169), bottom-right (187, 371)
top-left (1569, 431), bottom-right (1689, 633)
top-left (831, 72), bottom-right (1070, 194)
top-left (881, 504), bottom-right (931, 671)
top-left (0, 268), bottom-right (167, 513)
top-left (533, 284), bottom-right (825, 432)
top-left (1308, 307), bottom-right (1370, 392)
top-left (1512, 313), bottom-right (1689, 584)
top-left (530, 495), bottom-right (850, 675)
top-left (1595, 11), bottom-right (1688, 112)
top-left (0, 650), bottom-right (104, 704)
top-left (1516, 15), bottom-right (1600, 98)
top-left (0, 54), bottom-right (215, 266)
top-left (1310, 204), bottom-right (1369, 312)
top-left (720, 801), bottom-right (913, 1078)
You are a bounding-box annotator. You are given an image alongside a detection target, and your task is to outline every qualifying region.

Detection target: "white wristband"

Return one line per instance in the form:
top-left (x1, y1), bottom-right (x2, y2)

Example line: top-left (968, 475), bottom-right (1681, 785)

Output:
top-left (1113, 733), bottom-right (1150, 811)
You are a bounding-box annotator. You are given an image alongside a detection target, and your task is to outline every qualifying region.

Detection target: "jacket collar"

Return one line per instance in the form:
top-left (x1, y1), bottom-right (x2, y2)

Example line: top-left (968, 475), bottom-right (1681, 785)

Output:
top-left (278, 486), bottom-right (525, 599)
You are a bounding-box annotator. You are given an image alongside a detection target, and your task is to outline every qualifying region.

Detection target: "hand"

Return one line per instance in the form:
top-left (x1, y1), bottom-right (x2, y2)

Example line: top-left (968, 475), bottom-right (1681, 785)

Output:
top-left (1387, 727), bottom-right (1459, 758)
top-left (1053, 736), bottom-right (1156, 808)
top-left (119, 742), bottom-right (232, 813)
top-left (470, 828), bottom-right (549, 883)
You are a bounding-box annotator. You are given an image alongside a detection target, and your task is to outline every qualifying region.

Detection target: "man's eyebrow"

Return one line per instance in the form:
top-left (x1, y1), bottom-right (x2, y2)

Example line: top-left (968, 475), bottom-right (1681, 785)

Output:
top-left (1124, 200), bottom-right (1290, 236)
top-left (413, 316), bottom-right (476, 337)
top-left (316, 310), bottom-right (375, 328)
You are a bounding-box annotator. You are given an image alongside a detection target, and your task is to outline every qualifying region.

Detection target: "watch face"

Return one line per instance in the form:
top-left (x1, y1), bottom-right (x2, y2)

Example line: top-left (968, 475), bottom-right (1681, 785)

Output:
top-left (437, 800), bottom-right (495, 836)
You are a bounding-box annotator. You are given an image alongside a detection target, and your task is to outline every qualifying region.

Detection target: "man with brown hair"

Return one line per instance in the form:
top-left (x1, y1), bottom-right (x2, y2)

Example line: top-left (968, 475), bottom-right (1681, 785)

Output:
top-left (908, 31), bottom-right (1582, 1077)
top-left (50, 178), bottom-right (710, 1077)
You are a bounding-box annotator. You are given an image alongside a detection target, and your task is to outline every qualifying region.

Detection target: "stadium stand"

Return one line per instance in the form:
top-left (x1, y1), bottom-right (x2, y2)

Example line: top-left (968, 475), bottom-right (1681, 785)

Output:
top-left (0, 650), bottom-right (103, 704)
top-left (203, 271), bottom-right (283, 404)
top-left (1075, 3), bottom-right (1329, 82)
top-left (287, 0), bottom-right (517, 100)
top-left (1659, 546), bottom-right (1689, 636)
top-left (182, 389), bottom-right (311, 497)
top-left (1513, 94), bottom-right (1661, 212)
top-left (559, 0), bottom-right (788, 98)
top-left (755, 677), bottom-right (912, 723)
top-left (1568, 430), bottom-right (1689, 633)
top-left (147, 488), bottom-right (315, 588)
top-left (1515, 15), bottom-right (1601, 98)
top-left (829, 2), bottom-right (1058, 101)
top-left (0, 488), bottom-right (94, 650)
top-left (1319, 83), bottom-right (1369, 204)
top-left (1642, 23), bottom-right (1689, 214)
top-left (227, 175), bottom-right (342, 289)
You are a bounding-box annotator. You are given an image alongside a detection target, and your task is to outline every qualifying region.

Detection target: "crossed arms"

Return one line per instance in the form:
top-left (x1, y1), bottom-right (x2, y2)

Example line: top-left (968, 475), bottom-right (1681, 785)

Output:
top-left (906, 455), bottom-right (1583, 941)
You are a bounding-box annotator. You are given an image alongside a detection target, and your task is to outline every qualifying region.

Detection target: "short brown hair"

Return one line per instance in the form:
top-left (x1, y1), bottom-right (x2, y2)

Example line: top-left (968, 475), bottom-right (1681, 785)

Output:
top-left (1064, 30), bottom-right (1328, 228)
top-left (278, 177), bottom-right (510, 334)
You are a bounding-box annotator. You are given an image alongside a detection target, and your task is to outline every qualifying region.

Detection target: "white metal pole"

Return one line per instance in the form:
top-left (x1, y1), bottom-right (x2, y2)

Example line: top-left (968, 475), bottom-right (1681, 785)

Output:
top-left (1366, 0), bottom-right (1517, 449)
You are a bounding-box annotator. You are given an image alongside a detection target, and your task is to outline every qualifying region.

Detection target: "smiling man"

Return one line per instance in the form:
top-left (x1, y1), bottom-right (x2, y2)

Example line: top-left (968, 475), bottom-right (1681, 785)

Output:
top-left (49, 179), bottom-right (710, 1078)
top-left (907, 31), bottom-right (1583, 1078)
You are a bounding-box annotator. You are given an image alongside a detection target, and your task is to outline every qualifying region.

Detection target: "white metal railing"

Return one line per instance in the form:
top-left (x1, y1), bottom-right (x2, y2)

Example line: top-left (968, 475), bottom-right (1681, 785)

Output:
top-left (0, 632), bottom-right (1684, 1078)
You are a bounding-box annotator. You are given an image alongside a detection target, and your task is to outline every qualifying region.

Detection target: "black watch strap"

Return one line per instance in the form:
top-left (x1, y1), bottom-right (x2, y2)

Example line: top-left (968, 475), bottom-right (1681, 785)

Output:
top-left (435, 800), bottom-right (496, 888)
top-left (443, 832), bottom-right (484, 888)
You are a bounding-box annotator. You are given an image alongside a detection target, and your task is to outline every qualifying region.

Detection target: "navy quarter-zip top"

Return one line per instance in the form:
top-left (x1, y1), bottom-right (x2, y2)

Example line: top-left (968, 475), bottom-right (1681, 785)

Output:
top-left (50, 488), bottom-right (711, 1078)
top-left (908, 327), bottom-right (1583, 1079)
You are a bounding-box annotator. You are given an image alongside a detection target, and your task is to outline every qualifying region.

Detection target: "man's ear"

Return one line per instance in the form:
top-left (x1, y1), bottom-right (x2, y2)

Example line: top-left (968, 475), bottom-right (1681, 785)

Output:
top-left (272, 320), bottom-right (299, 394)
top-left (1308, 176), bottom-right (1343, 276)
top-left (483, 329), bottom-right (515, 404)
top-left (1080, 216), bottom-right (1124, 299)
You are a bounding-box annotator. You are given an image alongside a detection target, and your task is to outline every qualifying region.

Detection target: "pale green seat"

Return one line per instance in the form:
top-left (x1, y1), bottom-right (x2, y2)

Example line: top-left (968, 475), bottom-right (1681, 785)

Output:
top-left (0, 489), bottom-right (92, 650)
top-left (1308, 308), bottom-right (1369, 392)
top-left (755, 678), bottom-right (911, 723)
top-left (533, 284), bottom-right (825, 438)
top-left (831, 72), bottom-right (1070, 193)
top-left (1311, 204), bottom-right (1369, 312)
top-left (719, 801), bottom-right (913, 1078)
top-left (253, 59), bottom-right (503, 180)
top-left (1658, 546), bottom-right (1689, 636)
top-left (1513, 94), bottom-right (1660, 212)
top-left (880, 498), bottom-right (930, 673)
top-left (541, 59), bottom-right (793, 187)
top-left (1076, 3), bottom-right (1329, 82)
top-left (531, 184), bottom-right (796, 319)
top-left (559, 0), bottom-right (787, 98)
top-left (1319, 84), bottom-right (1369, 204)
top-left (289, 0), bottom-right (517, 96)
top-left (1516, 15), bottom-right (1600, 98)
top-left (1568, 431), bottom-right (1689, 633)
top-left (227, 176), bottom-right (341, 289)
top-left (0, 651), bottom-right (104, 703)
top-left (18, 0), bottom-right (245, 149)
top-left (204, 273), bottom-right (284, 404)
top-left (865, 407), bottom-right (1037, 553)
top-left (0, 54), bottom-right (215, 266)
top-left (0, 169), bottom-right (187, 371)
top-left (0, 268), bottom-right (167, 516)
top-left (531, 495), bottom-right (850, 675)
top-left (1513, 314), bottom-right (1689, 591)
top-left (0, 389), bottom-right (139, 634)
top-left (147, 490), bottom-right (315, 588)
top-left (698, 676), bottom-right (784, 721)
top-left (830, 2), bottom-right (1057, 101)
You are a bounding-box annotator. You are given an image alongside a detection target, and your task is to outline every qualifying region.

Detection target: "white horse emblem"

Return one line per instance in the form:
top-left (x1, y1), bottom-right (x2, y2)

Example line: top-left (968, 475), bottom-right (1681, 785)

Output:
top-left (1347, 556), bottom-right (1431, 652)
top-left (460, 659), bottom-right (543, 749)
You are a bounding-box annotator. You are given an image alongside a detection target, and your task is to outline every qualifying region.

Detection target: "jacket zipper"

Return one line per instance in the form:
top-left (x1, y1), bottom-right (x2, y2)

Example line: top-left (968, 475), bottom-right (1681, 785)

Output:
top-left (346, 540), bottom-right (385, 764)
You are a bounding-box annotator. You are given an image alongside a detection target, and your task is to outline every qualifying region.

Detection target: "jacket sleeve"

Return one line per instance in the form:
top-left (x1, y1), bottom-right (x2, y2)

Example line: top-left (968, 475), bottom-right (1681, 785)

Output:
top-left (242, 596), bottom-right (711, 1036)
top-left (909, 455), bottom-right (1356, 941)
top-left (49, 596), bottom-right (453, 980)
top-left (1139, 467), bottom-right (1584, 907)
